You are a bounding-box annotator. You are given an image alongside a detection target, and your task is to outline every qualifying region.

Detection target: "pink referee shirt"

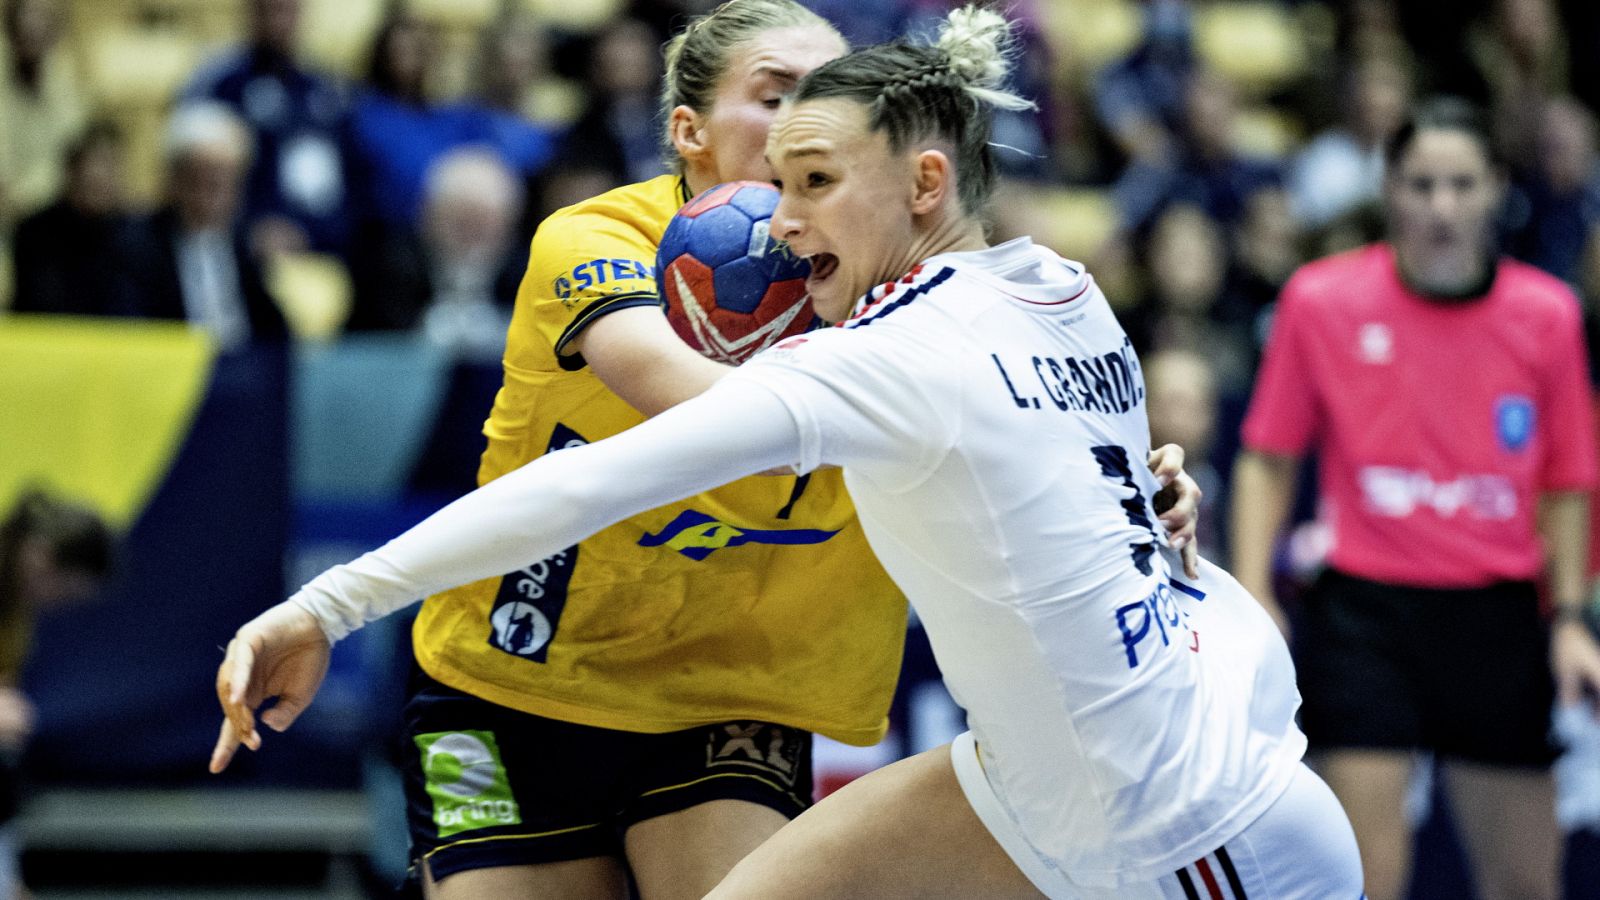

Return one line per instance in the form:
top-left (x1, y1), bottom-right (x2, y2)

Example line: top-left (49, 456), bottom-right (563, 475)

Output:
top-left (1243, 243), bottom-right (1598, 588)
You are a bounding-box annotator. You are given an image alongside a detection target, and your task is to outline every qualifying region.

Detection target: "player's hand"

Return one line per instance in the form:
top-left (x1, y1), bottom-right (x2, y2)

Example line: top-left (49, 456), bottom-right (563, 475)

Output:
top-left (210, 601), bottom-right (330, 774)
top-left (1148, 444), bottom-right (1201, 579)
top-left (1552, 618), bottom-right (1600, 718)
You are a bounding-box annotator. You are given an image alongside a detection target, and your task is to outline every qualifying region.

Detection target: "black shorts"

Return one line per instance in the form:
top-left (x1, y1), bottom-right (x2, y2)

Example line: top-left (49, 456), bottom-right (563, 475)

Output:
top-left (1295, 568), bottom-right (1558, 768)
top-left (399, 666), bottom-right (814, 881)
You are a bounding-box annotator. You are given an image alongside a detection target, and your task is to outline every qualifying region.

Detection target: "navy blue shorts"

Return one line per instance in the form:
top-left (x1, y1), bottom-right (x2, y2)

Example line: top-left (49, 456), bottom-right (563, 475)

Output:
top-left (1295, 569), bottom-right (1558, 768)
top-left (399, 666), bottom-right (814, 881)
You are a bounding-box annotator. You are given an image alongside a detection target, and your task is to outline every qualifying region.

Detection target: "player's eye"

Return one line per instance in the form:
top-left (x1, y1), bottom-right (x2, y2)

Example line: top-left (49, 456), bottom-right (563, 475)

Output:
top-left (762, 97), bottom-right (782, 108)
top-left (806, 172), bottom-right (829, 188)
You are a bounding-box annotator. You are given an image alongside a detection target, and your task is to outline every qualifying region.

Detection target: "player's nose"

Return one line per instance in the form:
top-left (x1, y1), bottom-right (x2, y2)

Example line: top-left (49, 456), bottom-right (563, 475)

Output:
top-left (771, 195), bottom-right (803, 243)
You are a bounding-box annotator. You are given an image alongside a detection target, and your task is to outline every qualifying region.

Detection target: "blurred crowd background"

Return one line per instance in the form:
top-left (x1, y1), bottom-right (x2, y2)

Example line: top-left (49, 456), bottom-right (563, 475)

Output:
top-left (4, 0), bottom-right (1600, 896)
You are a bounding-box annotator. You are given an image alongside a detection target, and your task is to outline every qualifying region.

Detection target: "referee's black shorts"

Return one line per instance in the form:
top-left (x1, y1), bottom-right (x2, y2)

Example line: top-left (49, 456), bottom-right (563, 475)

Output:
top-left (1295, 568), bottom-right (1559, 768)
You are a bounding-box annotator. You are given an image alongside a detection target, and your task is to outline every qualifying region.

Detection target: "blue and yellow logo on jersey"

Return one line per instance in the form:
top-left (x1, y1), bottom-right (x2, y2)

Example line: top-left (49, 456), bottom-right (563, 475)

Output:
top-left (639, 510), bottom-right (839, 561)
top-left (553, 258), bottom-right (655, 304)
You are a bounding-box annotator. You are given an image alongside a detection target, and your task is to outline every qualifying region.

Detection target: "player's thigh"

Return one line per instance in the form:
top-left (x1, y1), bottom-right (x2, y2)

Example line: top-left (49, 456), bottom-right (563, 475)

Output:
top-left (423, 857), bottom-right (628, 900)
top-left (707, 743), bottom-right (1043, 900)
top-left (621, 719), bottom-right (815, 900)
top-left (1444, 760), bottom-right (1560, 900)
top-left (625, 799), bottom-right (791, 900)
top-left (399, 667), bottom-right (632, 888)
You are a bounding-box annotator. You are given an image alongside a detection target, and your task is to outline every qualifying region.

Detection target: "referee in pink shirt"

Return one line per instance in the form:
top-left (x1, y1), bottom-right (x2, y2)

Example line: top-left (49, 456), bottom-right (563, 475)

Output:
top-left (1232, 97), bottom-right (1600, 900)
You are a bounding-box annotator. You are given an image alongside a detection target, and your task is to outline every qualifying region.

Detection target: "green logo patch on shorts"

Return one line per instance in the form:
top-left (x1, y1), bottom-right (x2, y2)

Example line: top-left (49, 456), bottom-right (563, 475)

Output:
top-left (415, 730), bottom-right (522, 838)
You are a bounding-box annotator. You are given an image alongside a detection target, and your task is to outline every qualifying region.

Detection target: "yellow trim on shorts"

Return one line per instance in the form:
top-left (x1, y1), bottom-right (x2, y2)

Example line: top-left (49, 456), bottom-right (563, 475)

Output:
top-left (421, 821), bottom-right (604, 862)
top-left (639, 771), bottom-right (808, 809)
top-left (421, 773), bottom-right (807, 866)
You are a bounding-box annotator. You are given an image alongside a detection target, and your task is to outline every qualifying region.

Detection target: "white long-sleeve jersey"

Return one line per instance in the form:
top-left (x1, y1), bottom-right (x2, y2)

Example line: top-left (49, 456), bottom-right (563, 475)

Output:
top-left (293, 237), bottom-right (1306, 887)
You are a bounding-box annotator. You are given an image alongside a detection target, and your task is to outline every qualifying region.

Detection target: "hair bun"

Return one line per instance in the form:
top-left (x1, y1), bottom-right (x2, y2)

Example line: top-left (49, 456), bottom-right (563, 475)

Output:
top-left (933, 6), bottom-right (1035, 112)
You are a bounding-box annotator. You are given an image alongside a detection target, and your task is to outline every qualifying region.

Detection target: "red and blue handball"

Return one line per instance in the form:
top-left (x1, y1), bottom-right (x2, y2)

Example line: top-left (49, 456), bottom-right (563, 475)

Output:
top-left (657, 181), bottom-right (818, 365)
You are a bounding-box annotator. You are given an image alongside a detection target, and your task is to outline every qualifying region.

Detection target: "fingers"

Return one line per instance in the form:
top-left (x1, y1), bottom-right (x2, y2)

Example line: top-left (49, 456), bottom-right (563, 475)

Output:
top-left (207, 714), bottom-right (261, 774)
top-left (214, 636), bottom-right (261, 755)
top-left (210, 717), bottom-right (242, 774)
top-left (1158, 505), bottom-right (1195, 541)
top-left (261, 694), bottom-right (310, 733)
top-left (1182, 540), bottom-right (1199, 580)
top-left (1147, 444), bottom-right (1186, 487)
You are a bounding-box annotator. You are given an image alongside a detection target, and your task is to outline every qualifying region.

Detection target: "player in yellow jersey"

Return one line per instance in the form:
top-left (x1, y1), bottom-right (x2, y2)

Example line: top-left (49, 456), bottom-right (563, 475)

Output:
top-left (209, 2), bottom-right (1202, 898)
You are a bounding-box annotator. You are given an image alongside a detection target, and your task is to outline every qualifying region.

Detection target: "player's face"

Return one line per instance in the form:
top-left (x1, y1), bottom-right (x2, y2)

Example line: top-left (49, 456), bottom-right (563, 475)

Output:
top-left (768, 99), bottom-right (922, 322)
top-left (698, 25), bottom-right (847, 185)
top-left (1386, 128), bottom-right (1504, 284)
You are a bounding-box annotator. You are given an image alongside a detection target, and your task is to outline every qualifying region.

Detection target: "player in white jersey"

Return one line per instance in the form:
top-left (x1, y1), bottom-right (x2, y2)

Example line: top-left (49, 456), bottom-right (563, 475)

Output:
top-left (212, 8), bottom-right (1362, 898)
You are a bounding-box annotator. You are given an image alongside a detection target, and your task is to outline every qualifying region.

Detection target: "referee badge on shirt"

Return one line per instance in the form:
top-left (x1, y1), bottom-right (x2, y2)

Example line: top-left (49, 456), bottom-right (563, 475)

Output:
top-left (1495, 394), bottom-right (1535, 452)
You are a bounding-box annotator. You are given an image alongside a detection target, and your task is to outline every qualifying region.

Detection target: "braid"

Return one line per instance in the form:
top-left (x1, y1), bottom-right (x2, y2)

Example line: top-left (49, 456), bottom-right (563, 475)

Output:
top-left (872, 56), bottom-right (970, 125)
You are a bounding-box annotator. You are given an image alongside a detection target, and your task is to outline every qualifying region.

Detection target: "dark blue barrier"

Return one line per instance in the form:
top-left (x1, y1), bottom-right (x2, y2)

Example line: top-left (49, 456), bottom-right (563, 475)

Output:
top-left (21, 347), bottom-right (330, 786)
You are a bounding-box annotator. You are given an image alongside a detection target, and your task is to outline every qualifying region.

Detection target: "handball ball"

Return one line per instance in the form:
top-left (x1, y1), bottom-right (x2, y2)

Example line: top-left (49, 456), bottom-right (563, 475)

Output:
top-left (657, 181), bottom-right (817, 365)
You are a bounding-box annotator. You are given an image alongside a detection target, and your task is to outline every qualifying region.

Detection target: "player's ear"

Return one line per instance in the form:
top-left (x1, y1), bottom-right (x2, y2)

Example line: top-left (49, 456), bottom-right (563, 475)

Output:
top-left (910, 148), bottom-right (954, 216)
top-left (670, 105), bottom-right (710, 164)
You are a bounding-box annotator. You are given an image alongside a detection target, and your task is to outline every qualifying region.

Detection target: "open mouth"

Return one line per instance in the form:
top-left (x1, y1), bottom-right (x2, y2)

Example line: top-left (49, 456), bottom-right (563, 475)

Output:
top-left (806, 252), bottom-right (839, 287)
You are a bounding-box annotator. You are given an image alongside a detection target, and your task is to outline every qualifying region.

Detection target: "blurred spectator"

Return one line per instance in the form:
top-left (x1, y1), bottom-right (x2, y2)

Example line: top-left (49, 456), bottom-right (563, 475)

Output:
top-left (527, 156), bottom-right (624, 228)
top-left (10, 122), bottom-right (133, 316)
top-left (0, 490), bottom-right (112, 683)
top-left (474, 15), bottom-right (562, 196)
top-left (348, 148), bottom-right (524, 360)
top-left (477, 13), bottom-right (578, 130)
top-left (1290, 56), bottom-right (1412, 229)
top-left (1113, 70), bottom-right (1281, 234)
top-left (0, 0), bottom-right (86, 230)
top-left (1134, 203), bottom-right (1252, 391)
top-left (0, 488), bottom-right (112, 900)
top-left (1145, 348), bottom-right (1227, 566)
top-left (1473, 0), bottom-right (1567, 173)
top-left (1339, 0), bottom-right (1412, 64)
top-left (183, 0), bottom-right (354, 258)
top-left (1229, 187), bottom-right (1306, 351)
top-left (1092, 0), bottom-right (1195, 167)
top-left (347, 13), bottom-right (499, 232)
top-left (558, 17), bottom-right (667, 185)
top-left (1504, 95), bottom-right (1600, 286)
top-left (118, 103), bottom-right (286, 351)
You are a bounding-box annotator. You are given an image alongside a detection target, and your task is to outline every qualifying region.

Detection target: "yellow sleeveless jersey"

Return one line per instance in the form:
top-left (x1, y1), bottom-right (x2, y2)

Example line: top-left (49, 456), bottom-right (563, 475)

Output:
top-left (412, 175), bottom-right (907, 745)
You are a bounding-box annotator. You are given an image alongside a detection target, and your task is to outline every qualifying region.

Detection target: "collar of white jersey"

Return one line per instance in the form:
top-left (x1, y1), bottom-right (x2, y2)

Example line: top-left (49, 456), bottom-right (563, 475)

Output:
top-left (841, 237), bottom-right (1092, 327)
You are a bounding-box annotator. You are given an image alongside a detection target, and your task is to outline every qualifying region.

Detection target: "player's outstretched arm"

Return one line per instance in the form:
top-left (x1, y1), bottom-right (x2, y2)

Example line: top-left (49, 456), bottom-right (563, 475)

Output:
top-left (207, 378), bottom-right (806, 771)
top-left (1148, 443), bottom-right (1201, 579)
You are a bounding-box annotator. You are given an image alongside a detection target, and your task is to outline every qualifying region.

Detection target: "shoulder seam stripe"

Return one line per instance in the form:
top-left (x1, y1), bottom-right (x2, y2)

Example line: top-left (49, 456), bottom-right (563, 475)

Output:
top-left (554, 291), bottom-right (661, 355)
top-left (844, 267), bottom-right (956, 329)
